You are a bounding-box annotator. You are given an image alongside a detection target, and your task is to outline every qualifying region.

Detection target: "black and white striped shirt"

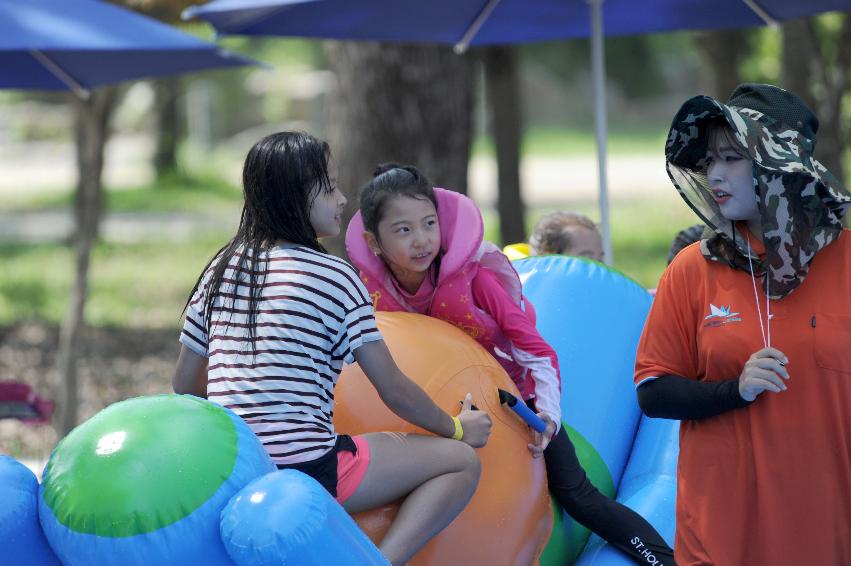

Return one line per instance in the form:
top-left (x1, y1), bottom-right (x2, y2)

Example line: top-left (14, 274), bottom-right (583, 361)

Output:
top-left (180, 245), bottom-right (381, 466)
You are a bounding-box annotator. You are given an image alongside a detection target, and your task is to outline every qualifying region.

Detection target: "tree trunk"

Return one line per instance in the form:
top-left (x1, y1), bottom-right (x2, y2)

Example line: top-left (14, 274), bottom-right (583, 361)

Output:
top-left (693, 29), bottom-right (750, 99)
top-left (153, 77), bottom-right (181, 179)
top-left (55, 87), bottom-right (119, 436)
top-left (483, 46), bottom-right (525, 246)
top-left (781, 16), bottom-right (850, 184)
top-left (780, 20), bottom-right (819, 111)
top-left (325, 42), bottom-right (473, 258)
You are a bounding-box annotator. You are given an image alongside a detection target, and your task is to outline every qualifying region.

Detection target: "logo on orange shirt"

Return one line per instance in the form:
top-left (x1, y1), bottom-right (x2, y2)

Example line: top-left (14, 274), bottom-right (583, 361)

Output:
top-left (703, 304), bottom-right (742, 327)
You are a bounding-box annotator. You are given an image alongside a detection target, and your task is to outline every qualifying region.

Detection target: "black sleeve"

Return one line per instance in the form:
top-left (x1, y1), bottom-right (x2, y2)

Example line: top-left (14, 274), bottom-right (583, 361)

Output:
top-left (637, 374), bottom-right (752, 420)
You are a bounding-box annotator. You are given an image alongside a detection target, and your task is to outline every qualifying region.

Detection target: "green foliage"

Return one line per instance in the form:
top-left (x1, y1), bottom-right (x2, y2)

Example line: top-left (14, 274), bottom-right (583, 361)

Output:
top-left (0, 236), bottom-right (228, 327)
top-left (739, 27), bottom-right (780, 84)
top-left (473, 126), bottom-right (667, 157)
top-left (519, 34), bottom-right (692, 99)
top-left (1, 192), bottom-right (695, 328)
top-left (217, 36), bottom-right (326, 70)
top-left (103, 173), bottom-right (241, 212)
top-left (163, 29), bottom-right (326, 139)
top-left (738, 14), bottom-right (850, 87)
top-left (607, 197), bottom-right (697, 286)
top-left (5, 174), bottom-right (241, 213)
top-left (487, 194), bottom-right (696, 289)
top-left (0, 170), bottom-right (240, 326)
top-left (0, 244), bottom-right (68, 323)
top-left (813, 12), bottom-right (847, 63)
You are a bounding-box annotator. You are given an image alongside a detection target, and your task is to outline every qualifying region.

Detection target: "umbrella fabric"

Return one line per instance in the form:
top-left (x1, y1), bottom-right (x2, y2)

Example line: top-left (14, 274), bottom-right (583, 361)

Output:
top-left (184, 0), bottom-right (851, 45)
top-left (0, 0), bottom-right (255, 92)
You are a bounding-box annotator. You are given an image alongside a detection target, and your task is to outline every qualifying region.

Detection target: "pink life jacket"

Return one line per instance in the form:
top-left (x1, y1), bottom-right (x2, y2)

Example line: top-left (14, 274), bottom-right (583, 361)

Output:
top-left (346, 188), bottom-right (535, 391)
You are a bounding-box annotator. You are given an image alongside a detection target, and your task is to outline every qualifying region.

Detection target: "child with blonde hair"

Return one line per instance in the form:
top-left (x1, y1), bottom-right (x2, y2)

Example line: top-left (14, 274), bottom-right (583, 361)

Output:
top-left (529, 211), bottom-right (604, 261)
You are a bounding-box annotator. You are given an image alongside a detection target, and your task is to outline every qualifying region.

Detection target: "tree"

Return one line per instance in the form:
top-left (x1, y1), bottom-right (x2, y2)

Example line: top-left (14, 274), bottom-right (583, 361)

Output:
top-left (781, 15), bottom-right (851, 184)
top-left (118, 1), bottom-right (196, 180)
top-left (152, 77), bottom-right (182, 179)
top-left (482, 46), bottom-right (525, 246)
top-left (53, 0), bottom-right (208, 434)
top-left (325, 42), bottom-right (474, 257)
top-left (56, 87), bottom-right (121, 435)
top-left (117, 0), bottom-right (191, 21)
top-left (693, 29), bottom-right (752, 99)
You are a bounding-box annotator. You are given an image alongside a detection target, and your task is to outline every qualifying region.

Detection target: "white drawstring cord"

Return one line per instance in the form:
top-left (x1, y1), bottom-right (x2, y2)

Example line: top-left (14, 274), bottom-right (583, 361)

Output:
top-left (746, 235), bottom-right (771, 349)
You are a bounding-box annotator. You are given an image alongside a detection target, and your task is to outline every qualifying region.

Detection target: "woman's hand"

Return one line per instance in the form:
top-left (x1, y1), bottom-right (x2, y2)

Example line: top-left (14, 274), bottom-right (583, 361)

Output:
top-left (738, 347), bottom-right (789, 402)
top-left (456, 393), bottom-right (492, 448)
top-left (527, 413), bottom-right (557, 458)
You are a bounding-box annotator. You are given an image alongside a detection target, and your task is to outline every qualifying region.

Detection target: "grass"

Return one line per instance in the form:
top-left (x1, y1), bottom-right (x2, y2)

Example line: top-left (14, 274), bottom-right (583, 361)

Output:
top-left (0, 192), bottom-right (696, 327)
top-left (0, 133), bottom-right (696, 328)
top-left (606, 197), bottom-right (697, 285)
top-left (2, 173), bottom-right (242, 214)
top-left (473, 126), bottom-right (668, 158)
top-left (0, 236), bottom-right (229, 327)
top-left (484, 194), bottom-right (696, 287)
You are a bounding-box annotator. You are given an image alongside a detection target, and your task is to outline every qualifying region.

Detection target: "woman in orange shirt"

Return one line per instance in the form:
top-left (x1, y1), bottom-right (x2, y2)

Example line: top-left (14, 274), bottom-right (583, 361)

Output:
top-left (634, 84), bottom-right (851, 565)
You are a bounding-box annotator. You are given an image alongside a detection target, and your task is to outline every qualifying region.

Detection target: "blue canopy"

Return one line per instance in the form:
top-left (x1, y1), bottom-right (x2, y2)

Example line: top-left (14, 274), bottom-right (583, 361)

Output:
top-left (183, 0), bottom-right (851, 264)
top-left (184, 0), bottom-right (851, 46)
top-left (0, 0), bottom-right (255, 96)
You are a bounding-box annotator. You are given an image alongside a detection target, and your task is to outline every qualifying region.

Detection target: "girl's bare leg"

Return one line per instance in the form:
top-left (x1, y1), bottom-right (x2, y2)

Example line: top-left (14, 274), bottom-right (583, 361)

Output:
top-left (343, 432), bottom-right (481, 565)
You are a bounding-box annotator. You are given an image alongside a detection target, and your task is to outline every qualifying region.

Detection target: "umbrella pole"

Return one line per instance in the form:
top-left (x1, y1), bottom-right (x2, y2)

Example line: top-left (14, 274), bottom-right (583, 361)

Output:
top-left (587, 0), bottom-right (612, 264)
top-left (30, 50), bottom-right (91, 100)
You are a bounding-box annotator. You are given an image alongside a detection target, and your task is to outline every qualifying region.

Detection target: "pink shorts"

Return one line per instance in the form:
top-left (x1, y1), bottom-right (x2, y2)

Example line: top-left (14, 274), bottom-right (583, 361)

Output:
top-left (335, 434), bottom-right (370, 503)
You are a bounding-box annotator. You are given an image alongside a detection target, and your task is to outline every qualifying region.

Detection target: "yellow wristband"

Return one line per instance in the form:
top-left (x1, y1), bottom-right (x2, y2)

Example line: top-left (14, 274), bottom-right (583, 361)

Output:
top-left (451, 416), bottom-right (464, 441)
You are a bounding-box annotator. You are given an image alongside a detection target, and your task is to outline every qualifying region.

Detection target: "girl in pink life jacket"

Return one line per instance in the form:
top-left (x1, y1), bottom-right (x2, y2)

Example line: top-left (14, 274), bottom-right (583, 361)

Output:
top-left (346, 164), bottom-right (675, 565)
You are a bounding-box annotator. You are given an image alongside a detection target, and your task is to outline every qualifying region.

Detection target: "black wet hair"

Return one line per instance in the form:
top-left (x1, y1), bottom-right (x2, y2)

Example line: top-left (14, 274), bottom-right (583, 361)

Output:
top-left (359, 163), bottom-right (442, 285)
top-left (359, 163), bottom-right (437, 237)
top-left (667, 224), bottom-right (706, 264)
top-left (185, 131), bottom-right (332, 353)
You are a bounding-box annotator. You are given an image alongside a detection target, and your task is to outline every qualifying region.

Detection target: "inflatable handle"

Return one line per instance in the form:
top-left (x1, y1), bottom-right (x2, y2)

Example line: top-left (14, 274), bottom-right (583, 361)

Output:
top-left (498, 389), bottom-right (547, 433)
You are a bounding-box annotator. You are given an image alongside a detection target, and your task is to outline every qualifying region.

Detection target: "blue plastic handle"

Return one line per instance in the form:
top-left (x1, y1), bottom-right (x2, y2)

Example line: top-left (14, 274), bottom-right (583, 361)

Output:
top-left (498, 389), bottom-right (547, 433)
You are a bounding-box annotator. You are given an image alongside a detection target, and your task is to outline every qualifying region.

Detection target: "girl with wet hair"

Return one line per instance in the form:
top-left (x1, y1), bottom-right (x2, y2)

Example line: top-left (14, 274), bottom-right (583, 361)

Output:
top-left (172, 132), bottom-right (493, 566)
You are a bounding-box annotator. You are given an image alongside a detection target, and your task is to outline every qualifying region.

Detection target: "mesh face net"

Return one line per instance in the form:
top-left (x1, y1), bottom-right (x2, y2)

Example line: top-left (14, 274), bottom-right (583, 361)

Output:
top-left (666, 138), bottom-right (749, 255)
top-left (665, 87), bottom-right (851, 298)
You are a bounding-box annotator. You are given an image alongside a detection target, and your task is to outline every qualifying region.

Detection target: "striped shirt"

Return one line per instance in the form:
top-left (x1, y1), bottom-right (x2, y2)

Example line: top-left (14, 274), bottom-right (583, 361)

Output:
top-left (180, 245), bottom-right (382, 466)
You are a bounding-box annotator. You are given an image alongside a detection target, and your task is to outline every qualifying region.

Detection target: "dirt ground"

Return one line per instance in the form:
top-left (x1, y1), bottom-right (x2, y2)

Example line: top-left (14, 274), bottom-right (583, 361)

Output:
top-left (0, 324), bottom-right (179, 461)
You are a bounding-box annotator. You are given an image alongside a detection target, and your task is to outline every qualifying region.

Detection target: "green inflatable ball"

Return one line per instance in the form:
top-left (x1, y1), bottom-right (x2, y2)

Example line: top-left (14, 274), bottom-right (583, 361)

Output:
top-left (540, 423), bottom-right (616, 565)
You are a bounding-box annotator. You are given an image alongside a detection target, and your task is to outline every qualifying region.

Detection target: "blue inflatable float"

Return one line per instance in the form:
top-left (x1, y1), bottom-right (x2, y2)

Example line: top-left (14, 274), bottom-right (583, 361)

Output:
top-left (514, 256), bottom-right (678, 564)
top-left (0, 455), bottom-right (61, 566)
top-left (221, 469), bottom-right (388, 565)
top-left (3, 255), bottom-right (680, 565)
top-left (4, 394), bottom-right (395, 565)
top-left (576, 415), bottom-right (679, 566)
top-left (38, 395), bottom-right (276, 565)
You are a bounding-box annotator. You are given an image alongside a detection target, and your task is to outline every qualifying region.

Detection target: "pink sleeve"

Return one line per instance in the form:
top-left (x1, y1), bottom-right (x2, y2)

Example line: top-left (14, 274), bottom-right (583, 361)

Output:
top-left (472, 268), bottom-right (562, 427)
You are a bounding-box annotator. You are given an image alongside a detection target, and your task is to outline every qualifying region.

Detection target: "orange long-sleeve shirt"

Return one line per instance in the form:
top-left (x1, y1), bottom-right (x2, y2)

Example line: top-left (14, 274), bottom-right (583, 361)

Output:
top-left (635, 231), bottom-right (851, 565)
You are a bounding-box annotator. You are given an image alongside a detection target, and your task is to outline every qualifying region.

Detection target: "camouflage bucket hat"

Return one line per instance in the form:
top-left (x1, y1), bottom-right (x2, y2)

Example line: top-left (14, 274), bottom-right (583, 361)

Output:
top-left (665, 83), bottom-right (851, 299)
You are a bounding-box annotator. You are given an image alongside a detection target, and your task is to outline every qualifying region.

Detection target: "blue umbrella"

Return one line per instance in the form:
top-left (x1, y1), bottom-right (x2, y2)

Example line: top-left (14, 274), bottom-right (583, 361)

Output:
top-left (184, 0), bottom-right (851, 263)
top-left (182, 0), bottom-right (847, 44)
top-left (0, 0), bottom-right (256, 97)
top-left (0, 0), bottom-right (261, 437)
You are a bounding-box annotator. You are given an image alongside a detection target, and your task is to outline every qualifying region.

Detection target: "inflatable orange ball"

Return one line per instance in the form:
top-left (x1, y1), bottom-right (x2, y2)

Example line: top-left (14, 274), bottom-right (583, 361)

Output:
top-left (335, 312), bottom-right (553, 565)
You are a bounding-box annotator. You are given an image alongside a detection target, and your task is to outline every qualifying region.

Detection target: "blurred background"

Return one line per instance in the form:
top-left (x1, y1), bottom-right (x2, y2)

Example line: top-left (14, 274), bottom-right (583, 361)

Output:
top-left (2, 1), bottom-right (849, 464)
